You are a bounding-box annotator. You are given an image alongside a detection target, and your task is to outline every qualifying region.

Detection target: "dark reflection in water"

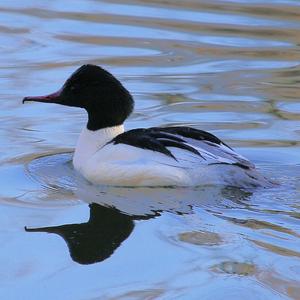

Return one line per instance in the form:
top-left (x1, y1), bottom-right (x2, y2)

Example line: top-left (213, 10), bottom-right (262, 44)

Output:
top-left (24, 182), bottom-right (254, 265)
top-left (25, 203), bottom-right (149, 265)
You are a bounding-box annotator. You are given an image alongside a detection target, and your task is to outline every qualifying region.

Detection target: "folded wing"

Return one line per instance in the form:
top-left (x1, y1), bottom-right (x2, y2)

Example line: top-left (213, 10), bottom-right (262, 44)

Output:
top-left (109, 126), bottom-right (254, 170)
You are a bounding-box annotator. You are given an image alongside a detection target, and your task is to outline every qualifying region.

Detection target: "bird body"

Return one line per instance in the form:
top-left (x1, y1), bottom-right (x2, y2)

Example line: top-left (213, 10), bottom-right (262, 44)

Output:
top-left (23, 65), bottom-right (272, 188)
top-left (73, 124), bottom-right (268, 188)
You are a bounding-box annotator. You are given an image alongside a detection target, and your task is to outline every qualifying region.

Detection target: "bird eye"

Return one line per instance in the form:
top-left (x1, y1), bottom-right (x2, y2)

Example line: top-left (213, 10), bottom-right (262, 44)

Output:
top-left (69, 83), bottom-right (81, 91)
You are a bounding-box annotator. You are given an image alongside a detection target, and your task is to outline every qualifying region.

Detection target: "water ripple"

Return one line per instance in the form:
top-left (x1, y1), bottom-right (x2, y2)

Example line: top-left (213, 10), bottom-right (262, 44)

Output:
top-left (0, 0), bottom-right (299, 299)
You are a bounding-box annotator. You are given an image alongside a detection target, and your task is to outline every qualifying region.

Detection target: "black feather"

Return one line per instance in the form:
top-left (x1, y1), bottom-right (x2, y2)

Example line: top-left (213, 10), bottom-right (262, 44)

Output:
top-left (150, 126), bottom-right (232, 149)
top-left (111, 129), bottom-right (176, 160)
top-left (109, 127), bottom-right (218, 160)
top-left (159, 139), bottom-right (203, 158)
top-left (208, 162), bottom-right (250, 170)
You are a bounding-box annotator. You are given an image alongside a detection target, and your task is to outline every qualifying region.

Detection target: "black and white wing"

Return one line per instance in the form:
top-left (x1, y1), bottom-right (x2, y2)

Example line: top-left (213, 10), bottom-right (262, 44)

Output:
top-left (110, 126), bottom-right (254, 170)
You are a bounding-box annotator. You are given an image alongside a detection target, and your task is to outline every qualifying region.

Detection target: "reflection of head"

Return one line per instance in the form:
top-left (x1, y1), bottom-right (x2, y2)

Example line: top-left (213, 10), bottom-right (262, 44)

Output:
top-left (26, 203), bottom-right (135, 265)
top-left (25, 186), bottom-right (253, 265)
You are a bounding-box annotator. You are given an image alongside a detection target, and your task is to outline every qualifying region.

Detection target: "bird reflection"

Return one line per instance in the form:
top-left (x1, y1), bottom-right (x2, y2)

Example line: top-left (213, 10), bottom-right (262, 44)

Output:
top-left (25, 203), bottom-right (154, 265)
top-left (25, 183), bottom-right (253, 265)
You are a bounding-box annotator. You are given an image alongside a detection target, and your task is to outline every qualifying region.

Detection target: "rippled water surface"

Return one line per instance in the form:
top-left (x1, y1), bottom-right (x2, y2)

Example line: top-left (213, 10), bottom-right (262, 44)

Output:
top-left (0, 0), bottom-right (300, 299)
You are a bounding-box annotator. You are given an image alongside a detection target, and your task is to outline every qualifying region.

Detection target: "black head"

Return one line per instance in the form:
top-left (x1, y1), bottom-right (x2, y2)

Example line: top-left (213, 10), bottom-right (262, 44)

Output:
top-left (23, 65), bottom-right (134, 130)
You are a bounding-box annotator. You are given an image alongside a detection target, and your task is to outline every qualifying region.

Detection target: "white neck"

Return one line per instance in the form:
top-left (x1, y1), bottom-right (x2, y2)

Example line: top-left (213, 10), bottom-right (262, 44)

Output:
top-left (73, 125), bottom-right (124, 171)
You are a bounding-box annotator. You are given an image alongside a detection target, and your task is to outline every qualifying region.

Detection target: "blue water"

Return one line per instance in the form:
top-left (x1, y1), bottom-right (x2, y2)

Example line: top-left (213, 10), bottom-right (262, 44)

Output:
top-left (0, 0), bottom-right (300, 299)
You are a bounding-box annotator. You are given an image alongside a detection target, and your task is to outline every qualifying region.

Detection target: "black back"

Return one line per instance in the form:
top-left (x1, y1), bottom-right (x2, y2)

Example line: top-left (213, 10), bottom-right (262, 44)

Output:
top-left (109, 126), bottom-right (228, 160)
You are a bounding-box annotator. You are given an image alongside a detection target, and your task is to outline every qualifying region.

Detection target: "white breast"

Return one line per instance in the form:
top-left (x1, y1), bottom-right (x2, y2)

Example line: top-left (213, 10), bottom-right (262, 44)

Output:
top-left (73, 125), bottom-right (124, 171)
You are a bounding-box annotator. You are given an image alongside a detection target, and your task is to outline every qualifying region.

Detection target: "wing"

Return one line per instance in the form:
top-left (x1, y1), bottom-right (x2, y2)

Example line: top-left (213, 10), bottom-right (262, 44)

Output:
top-left (109, 126), bottom-right (254, 169)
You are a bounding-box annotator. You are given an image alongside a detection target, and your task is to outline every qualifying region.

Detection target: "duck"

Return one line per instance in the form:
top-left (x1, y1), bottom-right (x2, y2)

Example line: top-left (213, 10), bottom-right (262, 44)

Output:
top-left (23, 64), bottom-right (272, 188)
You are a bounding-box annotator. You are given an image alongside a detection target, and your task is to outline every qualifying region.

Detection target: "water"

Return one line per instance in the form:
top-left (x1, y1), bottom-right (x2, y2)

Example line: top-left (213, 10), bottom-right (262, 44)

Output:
top-left (0, 0), bottom-right (300, 299)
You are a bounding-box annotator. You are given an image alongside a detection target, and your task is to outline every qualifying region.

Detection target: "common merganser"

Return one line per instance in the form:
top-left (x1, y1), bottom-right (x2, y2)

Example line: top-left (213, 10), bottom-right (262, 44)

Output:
top-left (23, 64), bottom-right (272, 188)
